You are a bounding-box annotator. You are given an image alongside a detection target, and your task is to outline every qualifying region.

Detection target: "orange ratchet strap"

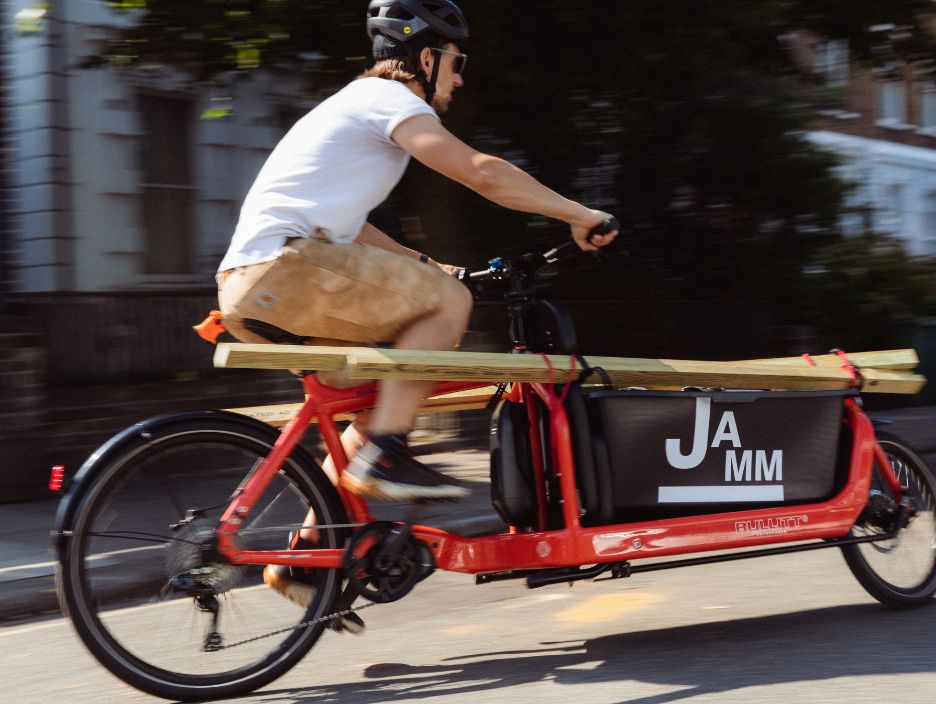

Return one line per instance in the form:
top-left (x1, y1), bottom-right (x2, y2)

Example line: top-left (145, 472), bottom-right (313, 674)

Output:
top-left (802, 349), bottom-right (863, 389)
top-left (832, 348), bottom-right (864, 389)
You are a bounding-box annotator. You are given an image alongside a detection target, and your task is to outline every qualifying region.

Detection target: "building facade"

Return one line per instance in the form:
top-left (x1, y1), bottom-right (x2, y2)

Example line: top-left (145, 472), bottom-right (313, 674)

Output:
top-left (808, 36), bottom-right (936, 257)
top-left (0, 2), bottom-right (320, 497)
top-left (4, 0), bottom-right (315, 295)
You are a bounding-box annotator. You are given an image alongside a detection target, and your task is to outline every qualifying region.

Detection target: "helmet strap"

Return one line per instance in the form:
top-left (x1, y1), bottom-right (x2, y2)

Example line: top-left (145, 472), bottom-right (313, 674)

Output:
top-left (424, 50), bottom-right (442, 106)
top-left (400, 41), bottom-right (440, 106)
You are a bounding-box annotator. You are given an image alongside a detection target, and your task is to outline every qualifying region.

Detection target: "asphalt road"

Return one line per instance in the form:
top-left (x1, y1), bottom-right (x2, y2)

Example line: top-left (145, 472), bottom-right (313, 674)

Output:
top-left (4, 546), bottom-right (936, 703)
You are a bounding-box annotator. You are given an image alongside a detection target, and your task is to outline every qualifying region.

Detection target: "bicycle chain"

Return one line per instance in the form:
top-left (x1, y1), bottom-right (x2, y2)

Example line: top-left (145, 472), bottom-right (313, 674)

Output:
top-left (213, 599), bottom-right (379, 651)
top-left (211, 520), bottom-right (376, 651)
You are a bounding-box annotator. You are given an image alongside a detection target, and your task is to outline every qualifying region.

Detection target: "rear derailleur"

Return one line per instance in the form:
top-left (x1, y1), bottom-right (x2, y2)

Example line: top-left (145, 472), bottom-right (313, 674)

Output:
top-left (164, 513), bottom-right (241, 652)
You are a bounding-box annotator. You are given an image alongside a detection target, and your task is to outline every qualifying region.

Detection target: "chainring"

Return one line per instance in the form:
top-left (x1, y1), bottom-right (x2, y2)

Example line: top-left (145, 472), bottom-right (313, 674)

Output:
top-left (343, 522), bottom-right (435, 603)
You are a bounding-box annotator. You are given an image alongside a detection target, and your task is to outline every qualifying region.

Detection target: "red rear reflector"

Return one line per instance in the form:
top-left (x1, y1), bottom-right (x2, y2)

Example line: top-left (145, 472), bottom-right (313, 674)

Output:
top-left (49, 465), bottom-right (65, 491)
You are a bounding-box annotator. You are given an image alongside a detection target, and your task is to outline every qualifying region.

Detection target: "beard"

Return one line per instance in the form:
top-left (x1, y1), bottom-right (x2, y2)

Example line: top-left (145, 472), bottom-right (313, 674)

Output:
top-left (431, 91), bottom-right (453, 114)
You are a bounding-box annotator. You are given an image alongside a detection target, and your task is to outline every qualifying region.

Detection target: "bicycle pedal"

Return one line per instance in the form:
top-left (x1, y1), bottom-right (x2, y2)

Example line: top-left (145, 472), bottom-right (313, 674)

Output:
top-left (327, 611), bottom-right (366, 635)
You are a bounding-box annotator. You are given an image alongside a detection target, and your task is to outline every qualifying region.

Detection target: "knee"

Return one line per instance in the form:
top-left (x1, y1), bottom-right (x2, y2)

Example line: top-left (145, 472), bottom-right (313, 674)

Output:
top-left (440, 276), bottom-right (473, 322)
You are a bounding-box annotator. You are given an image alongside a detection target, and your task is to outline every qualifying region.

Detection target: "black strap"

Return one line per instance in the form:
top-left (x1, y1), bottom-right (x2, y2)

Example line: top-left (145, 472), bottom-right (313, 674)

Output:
top-left (424, 48), bottom-right (441, 105)
top-left (575, 354), bottom-right (613, 389)
top-left (485, 382), bottom-right (509, 412)
top-left (401, 41), bottom-right (439, 106)
top-left (242, 319), bottom-right (311, 346)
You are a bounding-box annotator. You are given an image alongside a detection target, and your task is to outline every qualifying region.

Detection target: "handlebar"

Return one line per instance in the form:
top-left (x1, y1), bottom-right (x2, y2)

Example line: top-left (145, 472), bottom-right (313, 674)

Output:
top-left (543, 217), bottom-right (619, 264)
top-left (459, 217), bottom-right (619, 297)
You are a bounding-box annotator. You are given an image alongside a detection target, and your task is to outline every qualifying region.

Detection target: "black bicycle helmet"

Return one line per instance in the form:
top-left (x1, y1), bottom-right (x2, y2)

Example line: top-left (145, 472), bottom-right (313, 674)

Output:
top-left (366, 0), bottom-right (469, 104)
top-left (366, 0), bottom-right (469, 45)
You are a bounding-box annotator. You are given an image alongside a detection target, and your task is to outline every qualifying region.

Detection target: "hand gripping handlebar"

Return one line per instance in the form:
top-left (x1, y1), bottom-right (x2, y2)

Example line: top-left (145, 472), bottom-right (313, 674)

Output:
top-left (457, 216), bottom-right (619, 299)
top-left (542, 217), bottom-right (620, 264)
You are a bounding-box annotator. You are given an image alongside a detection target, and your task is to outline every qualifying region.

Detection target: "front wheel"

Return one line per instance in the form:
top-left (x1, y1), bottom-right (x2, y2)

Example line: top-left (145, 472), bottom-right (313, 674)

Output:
top-left (57, 415), bottom-right (348, 701)
top-left (842, 440), bottom-right (936, 608)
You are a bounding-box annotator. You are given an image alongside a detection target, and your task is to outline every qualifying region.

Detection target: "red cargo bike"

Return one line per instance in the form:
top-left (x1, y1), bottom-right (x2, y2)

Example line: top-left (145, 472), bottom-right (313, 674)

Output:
top-left (53, 230), bottom-right (936, 701)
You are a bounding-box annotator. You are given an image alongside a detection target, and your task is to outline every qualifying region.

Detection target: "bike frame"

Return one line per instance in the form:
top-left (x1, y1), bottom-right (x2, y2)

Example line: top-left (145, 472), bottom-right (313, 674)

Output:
top-left (214, 369), bottom-right (905, 576)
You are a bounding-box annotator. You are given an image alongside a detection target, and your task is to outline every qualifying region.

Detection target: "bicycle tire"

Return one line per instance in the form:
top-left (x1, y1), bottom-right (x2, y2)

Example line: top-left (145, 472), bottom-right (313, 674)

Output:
top-left (57, 413), bottom-right (348, 701)
top-left (841, 439), bottom-right (936, 608)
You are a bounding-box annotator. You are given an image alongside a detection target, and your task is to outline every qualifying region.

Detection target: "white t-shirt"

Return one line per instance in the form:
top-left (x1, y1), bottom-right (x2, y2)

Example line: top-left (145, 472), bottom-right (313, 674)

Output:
top-left (218, 77), bottom-right (438, 271)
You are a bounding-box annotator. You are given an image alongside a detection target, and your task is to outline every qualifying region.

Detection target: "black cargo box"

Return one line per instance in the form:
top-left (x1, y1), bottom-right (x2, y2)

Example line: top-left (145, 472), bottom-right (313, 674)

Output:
top-left (587, 389), bottom-right (851, 517)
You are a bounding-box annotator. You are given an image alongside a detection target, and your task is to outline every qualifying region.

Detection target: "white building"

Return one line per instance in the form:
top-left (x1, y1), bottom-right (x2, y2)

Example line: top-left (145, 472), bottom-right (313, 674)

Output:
top-left (4, 0), bottom-right (317, 294)
top-left (809, 37), bottom-right (936, 258)
top-left (808, 131), bottom-right (936, 257)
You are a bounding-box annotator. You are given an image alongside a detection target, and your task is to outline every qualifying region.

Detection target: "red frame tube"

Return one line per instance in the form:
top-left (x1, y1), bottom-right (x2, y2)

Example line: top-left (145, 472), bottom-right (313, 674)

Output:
top-left (217, 382), bottom-right (889, 576)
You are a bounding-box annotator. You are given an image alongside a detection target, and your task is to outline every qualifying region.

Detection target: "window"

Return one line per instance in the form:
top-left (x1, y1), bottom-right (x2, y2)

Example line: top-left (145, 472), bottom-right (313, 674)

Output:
top-left (922, 191), bottom-right (936, 254)
top-left (877, 81), bottom-right (908, 127)
top-left (920, 82), bottom-right (936, 131)
top-left (137, 94), bottom-right (195, 275)
top-left (878, 184), bottom-right (904, 235)
top-left (815, 40), bottom-right (849, 87)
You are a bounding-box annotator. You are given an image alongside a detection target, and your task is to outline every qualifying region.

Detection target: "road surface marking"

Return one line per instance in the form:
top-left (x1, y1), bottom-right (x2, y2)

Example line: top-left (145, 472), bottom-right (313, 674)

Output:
top-left (442, 623), bottom-right (488, 635)
top-left (554, 592), bottom-right (664, 623)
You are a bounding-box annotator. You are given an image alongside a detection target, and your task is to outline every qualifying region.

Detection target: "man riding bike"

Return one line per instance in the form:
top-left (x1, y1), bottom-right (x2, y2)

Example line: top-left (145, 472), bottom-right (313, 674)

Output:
top-left (216, 0), bottom-right (617, 615)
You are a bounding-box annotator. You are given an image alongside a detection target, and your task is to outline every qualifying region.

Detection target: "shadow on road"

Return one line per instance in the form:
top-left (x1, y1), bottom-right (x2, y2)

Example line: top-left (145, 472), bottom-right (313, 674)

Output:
top-left (255, 602), bottom-right (936, 703)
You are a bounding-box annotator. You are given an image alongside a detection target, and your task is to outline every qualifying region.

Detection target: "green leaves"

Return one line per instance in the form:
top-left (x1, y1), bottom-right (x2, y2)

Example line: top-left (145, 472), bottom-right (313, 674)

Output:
top-left (97, 0), bottom-right (367, 80)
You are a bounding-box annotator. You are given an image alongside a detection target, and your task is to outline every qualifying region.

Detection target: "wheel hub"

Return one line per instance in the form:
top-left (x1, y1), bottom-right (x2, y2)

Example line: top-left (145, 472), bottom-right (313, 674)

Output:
top-left (165, 517), bottom-right (243, 596)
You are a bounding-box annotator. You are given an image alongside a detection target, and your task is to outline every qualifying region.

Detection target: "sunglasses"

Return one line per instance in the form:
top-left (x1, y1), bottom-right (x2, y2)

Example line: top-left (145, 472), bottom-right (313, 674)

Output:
top-left (432, 47), bottom-right (468, 75)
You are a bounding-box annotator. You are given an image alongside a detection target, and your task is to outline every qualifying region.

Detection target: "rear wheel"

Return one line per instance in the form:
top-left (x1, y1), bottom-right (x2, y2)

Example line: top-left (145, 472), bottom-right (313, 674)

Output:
top-left (58, 417), bottom-right (348, 701)
top-left (842, 440), bottom-right (936, 607)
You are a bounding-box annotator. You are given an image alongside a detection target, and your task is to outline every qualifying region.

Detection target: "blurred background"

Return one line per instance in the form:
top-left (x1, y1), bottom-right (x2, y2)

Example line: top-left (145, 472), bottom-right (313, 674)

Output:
top-left (3, 0), bottom-right (936, 497)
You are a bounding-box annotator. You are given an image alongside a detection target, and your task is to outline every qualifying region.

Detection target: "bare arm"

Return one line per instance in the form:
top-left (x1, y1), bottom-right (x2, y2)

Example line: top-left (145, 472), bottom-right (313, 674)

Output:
top-left (354, 222), bottom-right (461, 274)
top-left (391, 114), bottom-right (617, 250)
top-left (354, 222), bottom-right (422, 259)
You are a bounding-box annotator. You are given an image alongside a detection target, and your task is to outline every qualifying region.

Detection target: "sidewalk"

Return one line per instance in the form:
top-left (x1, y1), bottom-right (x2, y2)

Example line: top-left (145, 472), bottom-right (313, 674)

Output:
top-left (0, 440), bottom-right (503, 624)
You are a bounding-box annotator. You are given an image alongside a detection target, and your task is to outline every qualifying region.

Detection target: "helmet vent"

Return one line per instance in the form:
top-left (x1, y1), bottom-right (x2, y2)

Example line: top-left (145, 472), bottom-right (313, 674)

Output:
top-left (387, 7), bottom-right (415, 21)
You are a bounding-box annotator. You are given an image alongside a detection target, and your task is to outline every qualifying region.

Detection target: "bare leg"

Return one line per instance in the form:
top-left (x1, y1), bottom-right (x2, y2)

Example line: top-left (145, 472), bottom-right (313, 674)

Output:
top-left (368, 276), bottom-right (473, 435)
top-left (299, 412), bottom-right (371, 542)
top-left (299, 275), bottom-right (472, 531)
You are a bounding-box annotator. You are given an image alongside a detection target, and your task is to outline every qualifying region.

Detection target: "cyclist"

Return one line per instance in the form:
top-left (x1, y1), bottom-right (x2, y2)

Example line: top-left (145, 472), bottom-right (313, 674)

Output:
top-left (216, 0), bottom-right (616, 611)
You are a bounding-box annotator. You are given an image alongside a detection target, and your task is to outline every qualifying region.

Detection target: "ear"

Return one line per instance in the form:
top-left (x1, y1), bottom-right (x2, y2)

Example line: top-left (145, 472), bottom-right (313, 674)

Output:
top-left (419, 46), bottom-right (433, 76)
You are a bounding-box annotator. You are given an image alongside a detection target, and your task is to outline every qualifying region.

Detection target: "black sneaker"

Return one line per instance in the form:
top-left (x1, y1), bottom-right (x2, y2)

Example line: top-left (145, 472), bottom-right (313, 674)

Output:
top-left (340, 434), bottom-right (470, 501)
top-left (263, 534), bottom-right (365, 634)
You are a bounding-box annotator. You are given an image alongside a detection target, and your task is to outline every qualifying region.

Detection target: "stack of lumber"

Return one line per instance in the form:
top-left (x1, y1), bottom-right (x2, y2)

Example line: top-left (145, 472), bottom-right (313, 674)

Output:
top-left (217, 345), bottom-right (924, 424)
top-left (216, 344), bottom-right (922, 393)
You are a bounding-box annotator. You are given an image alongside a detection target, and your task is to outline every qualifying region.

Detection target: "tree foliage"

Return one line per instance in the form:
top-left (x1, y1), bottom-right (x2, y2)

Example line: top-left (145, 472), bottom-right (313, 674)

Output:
top-left (94, 0), bottom-right (936, 354)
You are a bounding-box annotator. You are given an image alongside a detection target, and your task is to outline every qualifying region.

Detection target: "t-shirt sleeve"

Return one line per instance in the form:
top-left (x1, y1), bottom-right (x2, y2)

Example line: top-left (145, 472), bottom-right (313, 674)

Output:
top-left (367, 81), bottom-right (439, 140)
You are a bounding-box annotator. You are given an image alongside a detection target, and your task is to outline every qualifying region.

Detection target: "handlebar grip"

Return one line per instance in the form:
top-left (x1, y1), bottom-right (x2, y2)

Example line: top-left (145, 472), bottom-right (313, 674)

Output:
top-left (543, 216), bottom-right (620, 264)
top-left (586, 216), bottom-right (620, 244)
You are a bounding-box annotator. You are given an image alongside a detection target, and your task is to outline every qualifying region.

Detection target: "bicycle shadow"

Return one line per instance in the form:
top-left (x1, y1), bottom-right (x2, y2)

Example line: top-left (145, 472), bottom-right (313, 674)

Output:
top-left (253, 602), bottom-right (936, 703)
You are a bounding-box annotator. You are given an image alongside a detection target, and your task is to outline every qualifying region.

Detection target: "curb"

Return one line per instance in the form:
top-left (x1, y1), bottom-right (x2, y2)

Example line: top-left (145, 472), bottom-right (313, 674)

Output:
top-left (0, 511), bottom-right (506, 625)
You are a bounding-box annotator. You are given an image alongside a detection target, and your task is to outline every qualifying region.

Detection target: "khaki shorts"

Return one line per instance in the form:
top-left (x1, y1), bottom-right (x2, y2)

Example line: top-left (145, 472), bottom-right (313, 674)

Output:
top-left (218, 236), bottom-right (449, 346)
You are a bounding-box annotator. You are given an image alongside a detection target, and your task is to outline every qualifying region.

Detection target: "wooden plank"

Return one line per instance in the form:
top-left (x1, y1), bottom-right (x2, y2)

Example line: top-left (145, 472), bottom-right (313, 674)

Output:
top-left (344, 348), bottom-right (924, 394)
top-left (740, 349), bottom-right (919, 371)
top-left (214, 343), bottom-right (355, 371)
top-left (214, 343), bottom-right (925, 394)
top-left (226, 385), bottom-right (498, 426)
top-left (215, 343), bottom-right (919, 373)
top-left (227, 403), bottom-right (333, 426)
